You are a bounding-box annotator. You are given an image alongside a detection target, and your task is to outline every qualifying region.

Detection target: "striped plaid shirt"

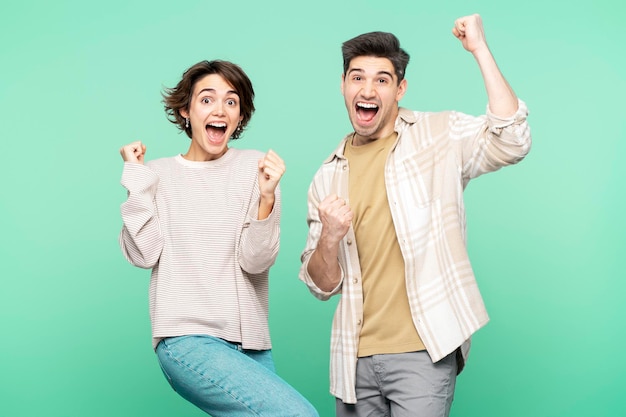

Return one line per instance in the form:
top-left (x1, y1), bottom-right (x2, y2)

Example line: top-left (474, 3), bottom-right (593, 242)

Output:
top-left (299, 100), bottom-right (531, 404)
top-left (119, 150), bottom-right (280, 351)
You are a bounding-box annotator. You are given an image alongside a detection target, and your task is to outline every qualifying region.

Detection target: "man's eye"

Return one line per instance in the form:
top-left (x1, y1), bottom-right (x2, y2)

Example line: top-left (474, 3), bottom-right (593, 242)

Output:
top-left (378, 79), bottom-right (387, 84)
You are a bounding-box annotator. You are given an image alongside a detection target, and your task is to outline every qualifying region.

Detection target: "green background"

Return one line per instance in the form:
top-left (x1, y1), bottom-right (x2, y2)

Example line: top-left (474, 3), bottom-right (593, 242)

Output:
top-left (1, 0), bottom-right (623, 416)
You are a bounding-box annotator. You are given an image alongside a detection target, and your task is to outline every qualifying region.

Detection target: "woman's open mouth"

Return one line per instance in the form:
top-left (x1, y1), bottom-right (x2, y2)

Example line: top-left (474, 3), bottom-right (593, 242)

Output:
top-left (206, 122), bottom-right (228, 143)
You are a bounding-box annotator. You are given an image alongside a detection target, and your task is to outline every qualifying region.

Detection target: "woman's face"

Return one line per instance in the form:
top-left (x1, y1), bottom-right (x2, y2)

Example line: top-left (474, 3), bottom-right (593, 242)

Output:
top-left (180, 73), bottom-right (243, 161)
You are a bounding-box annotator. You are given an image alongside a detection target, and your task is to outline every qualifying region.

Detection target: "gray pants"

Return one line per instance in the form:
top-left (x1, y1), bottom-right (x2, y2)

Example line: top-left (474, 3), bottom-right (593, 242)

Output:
top-left (336, 350), bottom-right (457, 417)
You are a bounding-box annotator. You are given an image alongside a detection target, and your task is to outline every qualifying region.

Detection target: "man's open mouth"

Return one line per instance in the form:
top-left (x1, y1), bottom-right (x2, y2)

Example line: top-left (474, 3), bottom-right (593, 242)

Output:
top-left (356, 102), bottom-right (379, 123)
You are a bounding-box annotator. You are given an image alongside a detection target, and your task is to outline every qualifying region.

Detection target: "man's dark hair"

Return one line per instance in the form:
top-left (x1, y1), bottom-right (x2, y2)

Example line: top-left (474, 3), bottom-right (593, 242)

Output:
top-left (342, 31), bottom-right (410, 83)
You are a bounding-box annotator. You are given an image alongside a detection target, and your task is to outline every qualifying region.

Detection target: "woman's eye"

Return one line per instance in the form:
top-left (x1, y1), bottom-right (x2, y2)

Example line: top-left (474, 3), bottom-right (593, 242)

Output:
top-left (227, 99), bottom-right (236, 106)
top-left (202, 97), bottom-right (211, 104)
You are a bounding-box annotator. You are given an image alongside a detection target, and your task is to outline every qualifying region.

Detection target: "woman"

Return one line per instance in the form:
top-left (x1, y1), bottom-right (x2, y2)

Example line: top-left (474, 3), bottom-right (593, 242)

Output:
top-left (118, 60), bottom-right (318, 416)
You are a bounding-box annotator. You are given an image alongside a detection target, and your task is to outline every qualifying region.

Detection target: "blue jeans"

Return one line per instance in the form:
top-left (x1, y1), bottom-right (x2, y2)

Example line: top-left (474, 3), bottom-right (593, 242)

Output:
top-left (156, 335), bottom-right (319, 417)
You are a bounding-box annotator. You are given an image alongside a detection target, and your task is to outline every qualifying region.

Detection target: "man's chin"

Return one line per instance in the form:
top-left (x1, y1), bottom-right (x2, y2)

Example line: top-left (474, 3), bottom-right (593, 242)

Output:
top-left (354, 125), bottom-right (376, 137)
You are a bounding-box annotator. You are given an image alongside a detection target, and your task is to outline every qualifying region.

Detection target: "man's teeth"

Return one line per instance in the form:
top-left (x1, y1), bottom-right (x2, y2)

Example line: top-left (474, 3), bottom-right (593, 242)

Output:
top-left (357, 103), bottom-right (378, 109)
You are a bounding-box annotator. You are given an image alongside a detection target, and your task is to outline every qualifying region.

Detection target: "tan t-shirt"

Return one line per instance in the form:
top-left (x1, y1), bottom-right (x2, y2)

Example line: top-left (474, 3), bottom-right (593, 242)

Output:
top-left (344, 132), bottom-right (425, 357)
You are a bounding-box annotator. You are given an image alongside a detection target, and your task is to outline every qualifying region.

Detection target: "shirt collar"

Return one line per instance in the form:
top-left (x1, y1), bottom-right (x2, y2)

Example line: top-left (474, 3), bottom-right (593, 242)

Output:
top-left (397, 107), bottom-right (417, 124)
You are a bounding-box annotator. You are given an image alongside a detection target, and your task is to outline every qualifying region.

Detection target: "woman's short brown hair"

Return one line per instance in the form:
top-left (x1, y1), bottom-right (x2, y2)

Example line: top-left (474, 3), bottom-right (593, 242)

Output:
top-left (163, 60), bottom-right (255, 140)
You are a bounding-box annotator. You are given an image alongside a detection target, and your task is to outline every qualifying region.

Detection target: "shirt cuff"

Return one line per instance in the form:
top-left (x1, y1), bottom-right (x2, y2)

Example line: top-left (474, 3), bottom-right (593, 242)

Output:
top-left (485, 99), bottom-right (528, 133)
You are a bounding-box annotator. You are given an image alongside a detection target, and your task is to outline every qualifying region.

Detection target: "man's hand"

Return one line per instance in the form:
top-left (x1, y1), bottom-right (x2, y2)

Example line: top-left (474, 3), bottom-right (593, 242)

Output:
top-left (119, 141), bottom-right (146, 164)
top-left (318, 194), bottom-right (353, 244)
top-left (452, 14), bottom-right (488, 55)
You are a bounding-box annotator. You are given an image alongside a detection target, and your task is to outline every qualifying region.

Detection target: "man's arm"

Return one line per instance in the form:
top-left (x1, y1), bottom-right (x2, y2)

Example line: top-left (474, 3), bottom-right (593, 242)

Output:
top-left (453, 14), bottom-right (518, 118)
top-left (306, 194), bottom-right (353, 292)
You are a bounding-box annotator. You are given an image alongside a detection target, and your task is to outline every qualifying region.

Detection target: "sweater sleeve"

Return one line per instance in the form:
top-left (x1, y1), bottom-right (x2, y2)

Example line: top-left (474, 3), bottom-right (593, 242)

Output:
top-left (238, 184), bottom-right (281, 275)
top-left (118, 162), bottom-right (164, 269)
top-left (456, 98), bottom-right (532, 181)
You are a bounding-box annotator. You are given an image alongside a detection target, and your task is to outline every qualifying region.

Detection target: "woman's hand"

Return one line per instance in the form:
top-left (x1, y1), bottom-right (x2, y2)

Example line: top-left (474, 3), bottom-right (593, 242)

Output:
top-left (258, 149), bottom-right (285, 198)
top-left (119, 141), bottom-right (147, 164)
top-left (257, 149), bottom-right (285, 220)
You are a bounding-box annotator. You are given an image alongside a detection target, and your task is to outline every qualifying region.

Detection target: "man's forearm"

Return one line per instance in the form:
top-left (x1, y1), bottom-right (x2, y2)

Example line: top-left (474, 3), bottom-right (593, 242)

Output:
top-left (307, 236), bottom-right (343, 292)
top-left (473, 46), bottom-right (518, 118)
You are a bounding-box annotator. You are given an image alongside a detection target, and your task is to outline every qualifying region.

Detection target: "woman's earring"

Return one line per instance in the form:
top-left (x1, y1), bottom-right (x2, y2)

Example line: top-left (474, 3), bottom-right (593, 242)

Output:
top-left (185, 118), bottom-right (190, 129)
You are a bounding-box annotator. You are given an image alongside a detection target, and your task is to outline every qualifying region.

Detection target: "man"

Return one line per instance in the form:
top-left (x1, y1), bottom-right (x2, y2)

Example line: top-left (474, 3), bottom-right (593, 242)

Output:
top-left (298, 14), bottom-right (531, 417)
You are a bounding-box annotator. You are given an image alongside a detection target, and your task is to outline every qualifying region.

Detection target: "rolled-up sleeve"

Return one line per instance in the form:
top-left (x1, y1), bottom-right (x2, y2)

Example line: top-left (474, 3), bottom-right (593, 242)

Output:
top-left (459, 99), bottom-right (532, 180)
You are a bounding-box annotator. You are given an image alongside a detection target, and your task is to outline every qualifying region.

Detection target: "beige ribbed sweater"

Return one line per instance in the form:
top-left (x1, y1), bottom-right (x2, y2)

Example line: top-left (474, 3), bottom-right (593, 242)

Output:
top-left (119, 149), bottom-right (281, 350)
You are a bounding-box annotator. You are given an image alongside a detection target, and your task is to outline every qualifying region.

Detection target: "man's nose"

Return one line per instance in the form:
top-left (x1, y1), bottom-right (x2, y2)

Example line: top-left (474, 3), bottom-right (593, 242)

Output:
top-left (361, 80), bottom-right (375, 98)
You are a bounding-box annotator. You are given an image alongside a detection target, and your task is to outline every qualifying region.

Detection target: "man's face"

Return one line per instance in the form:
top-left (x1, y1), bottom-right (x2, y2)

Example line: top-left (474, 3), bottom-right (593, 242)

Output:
top-left (341, 56), bottom-right (407, 145)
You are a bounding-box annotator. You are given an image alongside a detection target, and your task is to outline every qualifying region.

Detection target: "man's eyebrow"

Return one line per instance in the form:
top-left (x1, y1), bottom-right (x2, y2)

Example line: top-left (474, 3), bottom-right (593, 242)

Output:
top-left (347, 68), bottom-right (394, 78)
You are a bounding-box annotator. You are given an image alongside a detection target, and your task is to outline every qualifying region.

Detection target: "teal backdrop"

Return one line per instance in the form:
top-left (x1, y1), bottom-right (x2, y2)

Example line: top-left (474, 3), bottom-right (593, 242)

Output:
top-left (1, 0), bottom-right (624, 416)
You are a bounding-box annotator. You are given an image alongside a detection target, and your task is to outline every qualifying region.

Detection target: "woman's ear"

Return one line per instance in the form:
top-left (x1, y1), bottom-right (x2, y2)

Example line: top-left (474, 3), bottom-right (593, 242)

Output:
top-left (179, 108), bottom-right (189, 119)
